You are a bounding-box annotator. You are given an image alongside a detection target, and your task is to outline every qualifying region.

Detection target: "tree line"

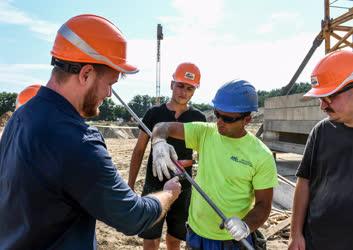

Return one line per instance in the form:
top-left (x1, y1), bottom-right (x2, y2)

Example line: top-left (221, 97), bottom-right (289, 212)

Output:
top-left (0, 82), bottom-right (311, 121)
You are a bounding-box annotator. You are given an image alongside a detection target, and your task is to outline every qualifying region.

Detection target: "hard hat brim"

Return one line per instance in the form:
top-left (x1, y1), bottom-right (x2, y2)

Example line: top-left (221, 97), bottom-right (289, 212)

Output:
top-left (304, 74), bottom-right (353, 98)
top-left (113, 62), bottom-right (139, 74)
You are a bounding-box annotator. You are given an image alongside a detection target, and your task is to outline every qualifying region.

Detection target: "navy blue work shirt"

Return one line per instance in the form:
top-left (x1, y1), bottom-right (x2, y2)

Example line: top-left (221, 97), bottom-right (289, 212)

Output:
top-left (0, 87), bottom-right (161, 250)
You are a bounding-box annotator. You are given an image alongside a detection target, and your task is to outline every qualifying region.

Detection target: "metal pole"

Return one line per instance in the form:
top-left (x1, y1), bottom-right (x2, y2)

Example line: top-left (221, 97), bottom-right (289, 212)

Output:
top-left (156, 24), bottom-right (163, 105)
top-left (112, 89), bottom-right (254, 250)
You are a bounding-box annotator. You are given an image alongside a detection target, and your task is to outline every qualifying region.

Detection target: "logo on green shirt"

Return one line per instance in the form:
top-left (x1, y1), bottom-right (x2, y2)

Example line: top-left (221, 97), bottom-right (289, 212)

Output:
top-left (230, 156), bottom-right (253, 168)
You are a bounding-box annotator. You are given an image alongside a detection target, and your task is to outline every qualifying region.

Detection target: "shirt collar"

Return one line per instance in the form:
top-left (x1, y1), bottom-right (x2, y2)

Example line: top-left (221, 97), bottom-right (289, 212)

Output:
top-left (36, 86), bottom-right (84, 122)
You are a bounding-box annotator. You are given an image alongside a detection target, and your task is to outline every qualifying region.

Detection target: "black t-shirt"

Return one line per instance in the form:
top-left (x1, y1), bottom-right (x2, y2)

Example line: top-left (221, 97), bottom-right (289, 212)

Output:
top-left (140, 103), bottom-right (206, 190)
top-left (296, 118), bottom-right (353, 250)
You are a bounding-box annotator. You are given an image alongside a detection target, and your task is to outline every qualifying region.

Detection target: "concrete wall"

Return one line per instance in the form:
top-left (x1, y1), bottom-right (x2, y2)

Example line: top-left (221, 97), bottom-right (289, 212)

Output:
top-left (263, 93), bottom-right (326, 154)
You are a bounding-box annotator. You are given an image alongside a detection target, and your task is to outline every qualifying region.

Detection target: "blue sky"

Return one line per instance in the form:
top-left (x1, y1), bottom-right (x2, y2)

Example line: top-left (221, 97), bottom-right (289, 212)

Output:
top-left (0, 0), bottom-right (348, 103)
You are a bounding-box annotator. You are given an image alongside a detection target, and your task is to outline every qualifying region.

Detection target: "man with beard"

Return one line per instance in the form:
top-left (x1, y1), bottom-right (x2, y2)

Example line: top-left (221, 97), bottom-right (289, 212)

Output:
top-left (0, 14), bottom-right (181, 250)
top-left (128, 62), bottom-right (206, 250)
top-left (148, 79), bottom-right (278, 249)
top-left (289, 50), bottom-right (353, 250)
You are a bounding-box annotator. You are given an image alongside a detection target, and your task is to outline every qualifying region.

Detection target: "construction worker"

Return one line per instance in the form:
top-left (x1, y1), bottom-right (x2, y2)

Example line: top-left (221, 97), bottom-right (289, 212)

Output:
top-left (128, 62), bottom-right (206, 250)
top-left (0, 14), bottom-right (181, 250)
top-left (15, 84), bottom-right (41, 109)
top-left (150, 79), bottom-right (278, 249)
top-left (289, 50), bottom-right (353, 250)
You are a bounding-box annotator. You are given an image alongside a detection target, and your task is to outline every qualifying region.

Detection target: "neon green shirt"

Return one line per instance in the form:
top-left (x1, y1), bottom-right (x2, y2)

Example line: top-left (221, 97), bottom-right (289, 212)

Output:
top-left (184, 122), bottom-right (278, 240)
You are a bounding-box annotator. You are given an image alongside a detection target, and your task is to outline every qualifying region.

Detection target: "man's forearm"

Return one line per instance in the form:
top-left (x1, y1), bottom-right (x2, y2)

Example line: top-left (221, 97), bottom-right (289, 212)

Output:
top-left (147, 189), bottom-right (179, 224)
top-left (243, 201), bottom-right (271, 232)
top-left (290, 177), bottom-right (309, 238)
top-left (128, 148), bottom-right (144, 189)
top-left (152, 122), bottom-right (185, 141)
top-left (152, 122), bottom-right (170, 142)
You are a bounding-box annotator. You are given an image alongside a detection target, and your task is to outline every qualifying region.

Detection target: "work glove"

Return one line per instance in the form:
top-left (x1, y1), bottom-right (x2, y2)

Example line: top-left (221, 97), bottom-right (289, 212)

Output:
top-left (224, 217), bottom-right (250, 241)
top-left (152, 138), bottom-right (178, 181)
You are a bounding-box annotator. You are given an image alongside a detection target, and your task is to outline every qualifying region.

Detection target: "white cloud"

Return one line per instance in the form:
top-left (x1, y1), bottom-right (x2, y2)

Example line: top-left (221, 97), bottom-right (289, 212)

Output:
top-left (0, 0), bottom-right (58, 41)
top-left (257, 11), bottom-right (302, 34)
top-left (159, 0), bottom-right (225, 42)
top-left (0, 64), bottom-right (51, 92)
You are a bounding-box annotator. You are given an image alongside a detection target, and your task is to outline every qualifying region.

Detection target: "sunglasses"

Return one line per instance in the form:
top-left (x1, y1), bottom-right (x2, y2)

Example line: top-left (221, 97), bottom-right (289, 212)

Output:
top-left (213, 110), bottom-right (246, 123)
top-left (320, 83), bottom-right (353, 104)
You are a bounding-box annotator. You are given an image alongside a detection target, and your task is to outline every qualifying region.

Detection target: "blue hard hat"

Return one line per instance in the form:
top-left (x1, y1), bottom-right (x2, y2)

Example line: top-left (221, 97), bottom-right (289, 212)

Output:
top-left (212, 79), bottom-right (258, 113)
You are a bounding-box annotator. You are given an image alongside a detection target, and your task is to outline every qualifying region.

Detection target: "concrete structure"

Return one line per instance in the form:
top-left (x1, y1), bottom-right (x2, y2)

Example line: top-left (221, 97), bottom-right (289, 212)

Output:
top-left (263, 93), bottom-right (326, 154)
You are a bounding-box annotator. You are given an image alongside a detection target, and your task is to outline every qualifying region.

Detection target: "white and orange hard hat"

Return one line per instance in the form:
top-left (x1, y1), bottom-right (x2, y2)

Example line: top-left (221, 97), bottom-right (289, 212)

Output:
top-left (51, 14), bottom-right (138, 74)
top-left (304, 50), bottom-right (353, 98)
top-left (16, 84), bottom-right (41, 109)
top-left (172, 62), bottom-right (201, 87)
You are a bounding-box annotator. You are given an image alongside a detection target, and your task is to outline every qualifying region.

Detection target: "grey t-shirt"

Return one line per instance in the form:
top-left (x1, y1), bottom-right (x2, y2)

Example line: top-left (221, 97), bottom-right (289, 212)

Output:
top-left (296, 118), bottom-right (353, 250)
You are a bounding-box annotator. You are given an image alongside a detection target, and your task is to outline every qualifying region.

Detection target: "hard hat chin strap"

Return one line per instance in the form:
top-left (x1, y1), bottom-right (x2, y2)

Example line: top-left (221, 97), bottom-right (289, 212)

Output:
top-left (51, 57), bottom-right (85, 74)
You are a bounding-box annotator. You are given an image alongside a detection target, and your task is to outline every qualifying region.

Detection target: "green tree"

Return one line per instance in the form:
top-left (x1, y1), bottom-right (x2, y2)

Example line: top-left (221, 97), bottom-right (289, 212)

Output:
top-left (0, 92), bottom-right (17, 116)
top-left (257, 82), bottom-right (311, 107)
top-left (190, 102), bottom-right (212, 111)
top-left (90, 98), bottom-right (120, 121)
top-left (128, 95), bottom-right (152, 118)
top-left (151, 96), bottom-right (169, 105)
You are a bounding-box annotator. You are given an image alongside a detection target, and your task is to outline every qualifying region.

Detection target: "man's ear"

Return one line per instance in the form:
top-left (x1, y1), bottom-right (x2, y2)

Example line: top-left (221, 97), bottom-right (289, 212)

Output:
top-left (243, 115), bottom-right (252, 126)
top-left (78, 64), bottom-right (95, 85)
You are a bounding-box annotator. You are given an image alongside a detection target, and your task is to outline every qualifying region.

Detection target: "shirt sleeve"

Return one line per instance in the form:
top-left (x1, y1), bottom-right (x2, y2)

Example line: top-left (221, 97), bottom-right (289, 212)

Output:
top-left (184, 122), bottom-right (208, 152)
top-left (296, 127), bottom-right (317, 179)
top-left (252, 154), bottom-right (278, 190)
top-left (139, 107), bottom-right (154, 135)
top-left (62, 129), bottom-right (161, 236)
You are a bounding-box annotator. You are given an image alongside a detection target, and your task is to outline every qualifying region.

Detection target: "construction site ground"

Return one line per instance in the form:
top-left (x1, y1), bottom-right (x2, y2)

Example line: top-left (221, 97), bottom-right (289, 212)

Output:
top-left (97, 136), bottom-right (292, 249)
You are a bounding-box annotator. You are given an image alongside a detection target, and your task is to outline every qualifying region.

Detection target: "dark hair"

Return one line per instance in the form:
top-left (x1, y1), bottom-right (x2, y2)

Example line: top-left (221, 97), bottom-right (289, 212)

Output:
top-left (51, 57), bottom-right (115, 84)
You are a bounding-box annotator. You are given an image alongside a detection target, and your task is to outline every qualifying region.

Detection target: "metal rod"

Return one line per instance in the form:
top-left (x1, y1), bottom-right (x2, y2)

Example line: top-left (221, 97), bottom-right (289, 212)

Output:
top-left (277, 174), bottom-right (296, 188)
top-left (112, 89), bottom-right (254, 250)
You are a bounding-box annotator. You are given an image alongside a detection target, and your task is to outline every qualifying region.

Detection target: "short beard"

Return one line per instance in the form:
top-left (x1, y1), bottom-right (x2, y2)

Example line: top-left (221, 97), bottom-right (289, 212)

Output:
top-left (81, 84), bottom-right (100, 118)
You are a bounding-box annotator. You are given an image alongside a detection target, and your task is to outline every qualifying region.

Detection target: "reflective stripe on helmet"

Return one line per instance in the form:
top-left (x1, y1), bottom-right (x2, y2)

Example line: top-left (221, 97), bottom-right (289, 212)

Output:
top-left (58, 24), bottom-right (137, 74)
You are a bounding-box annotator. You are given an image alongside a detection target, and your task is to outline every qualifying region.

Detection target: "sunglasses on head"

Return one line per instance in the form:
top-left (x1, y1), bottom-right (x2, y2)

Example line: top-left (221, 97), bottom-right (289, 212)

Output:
top-left (213, 110), bottom-right (247, 123)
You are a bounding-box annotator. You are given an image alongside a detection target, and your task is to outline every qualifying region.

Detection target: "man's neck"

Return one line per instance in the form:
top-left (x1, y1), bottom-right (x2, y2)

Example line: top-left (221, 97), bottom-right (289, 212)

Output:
top-left (166, 101), bottom-right (189, 120)
top-left (166, 100), bottom-right (189, 114)
top-left (46, 78), bottom-right (81, 115)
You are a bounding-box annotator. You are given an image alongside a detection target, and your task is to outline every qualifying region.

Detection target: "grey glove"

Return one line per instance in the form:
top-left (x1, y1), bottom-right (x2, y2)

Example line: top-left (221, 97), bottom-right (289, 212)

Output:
top-left (152, 138), bottom-right (178, 181)
top-left (224, 217), bottom-right (250, 241)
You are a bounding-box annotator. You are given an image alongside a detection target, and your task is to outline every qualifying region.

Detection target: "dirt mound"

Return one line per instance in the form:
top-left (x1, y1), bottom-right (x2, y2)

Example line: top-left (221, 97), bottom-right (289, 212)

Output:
top-left (95, 125), bottom-right (139, 139)
top-left (0, 111), bottom-right (12, 127)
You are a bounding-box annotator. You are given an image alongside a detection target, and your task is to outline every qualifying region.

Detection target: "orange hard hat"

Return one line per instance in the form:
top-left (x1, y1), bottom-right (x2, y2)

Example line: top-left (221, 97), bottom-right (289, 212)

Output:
top-left (16, 84), bottom-right (41, 109)
top-left (304, 50), bottom-right (353, 98)
top-left (173, 62), bottom-right (201, 87)
top-left (51, 14), bottom-right (138, 74)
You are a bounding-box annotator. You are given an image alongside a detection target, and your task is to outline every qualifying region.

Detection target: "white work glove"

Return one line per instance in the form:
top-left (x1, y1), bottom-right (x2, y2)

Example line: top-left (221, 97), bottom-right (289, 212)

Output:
top-left (152, 138), bottom-right (178, 181)
top-left (224, 217), bottom-right (250, 241)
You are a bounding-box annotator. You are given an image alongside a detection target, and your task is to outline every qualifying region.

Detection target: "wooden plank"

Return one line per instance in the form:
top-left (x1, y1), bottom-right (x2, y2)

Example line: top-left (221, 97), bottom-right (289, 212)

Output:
top-left (264, 216), bottom-right (291, 239)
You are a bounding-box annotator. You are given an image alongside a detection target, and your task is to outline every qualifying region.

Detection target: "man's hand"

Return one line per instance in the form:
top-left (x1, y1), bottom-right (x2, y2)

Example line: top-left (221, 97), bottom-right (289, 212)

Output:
top-left (288, 235), bottom-right (306, 250)
top-left (163, 176), bottom-right (181, 199)
top-left (152, 138), bottom-right (178, 181)
top-left (225, 217), bottom-right (250, 241)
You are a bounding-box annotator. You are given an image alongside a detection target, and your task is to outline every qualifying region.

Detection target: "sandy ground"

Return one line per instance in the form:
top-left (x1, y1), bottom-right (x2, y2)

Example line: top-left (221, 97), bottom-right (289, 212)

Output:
top-left (98, 138), bottom-right (290, 249)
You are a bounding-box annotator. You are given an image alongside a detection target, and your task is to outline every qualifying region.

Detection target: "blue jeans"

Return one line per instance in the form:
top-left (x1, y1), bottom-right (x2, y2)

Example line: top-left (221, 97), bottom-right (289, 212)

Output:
top-left (186, 225), bottom-right (253, 250)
